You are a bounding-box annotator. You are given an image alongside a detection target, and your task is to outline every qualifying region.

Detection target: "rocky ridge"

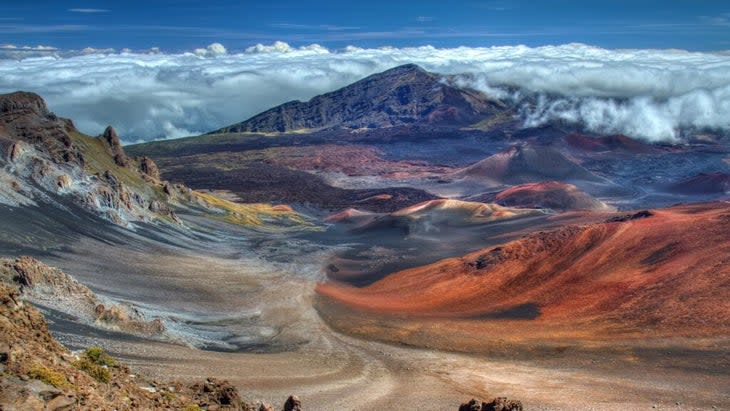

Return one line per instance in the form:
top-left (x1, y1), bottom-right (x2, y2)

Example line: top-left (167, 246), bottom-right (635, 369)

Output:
top-left (0, 91), bottom-right (301, 230)
top-left (0, 91), bottom-right (187, 226)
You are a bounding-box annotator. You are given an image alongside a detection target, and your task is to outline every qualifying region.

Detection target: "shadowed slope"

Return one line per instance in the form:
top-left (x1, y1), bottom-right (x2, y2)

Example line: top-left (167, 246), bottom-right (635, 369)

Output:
top-left (564, 133), bottom-right (657, 154)
top-left (668, 172), bottom-right (730, 195)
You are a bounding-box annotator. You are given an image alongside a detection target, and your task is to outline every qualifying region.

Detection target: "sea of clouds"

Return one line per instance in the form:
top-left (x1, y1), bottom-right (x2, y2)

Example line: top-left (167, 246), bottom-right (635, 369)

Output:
top-left (1, 41), bottom-right (729, 143)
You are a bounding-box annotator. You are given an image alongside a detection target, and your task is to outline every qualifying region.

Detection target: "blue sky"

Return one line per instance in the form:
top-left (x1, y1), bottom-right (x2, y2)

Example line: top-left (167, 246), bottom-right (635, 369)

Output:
top-left (1, 0), bottom-right (729, 51)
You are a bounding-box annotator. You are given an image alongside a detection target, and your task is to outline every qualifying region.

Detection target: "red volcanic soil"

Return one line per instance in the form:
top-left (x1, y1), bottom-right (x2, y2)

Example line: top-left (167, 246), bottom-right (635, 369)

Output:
top-left (493, 181), bottom-right (610, 211)
top-left (669, 172), bottom-right (730, 195)
top-left (317, 202), bottom-right (730, 339)
top-left (564, 133), bottom-right (656, 154)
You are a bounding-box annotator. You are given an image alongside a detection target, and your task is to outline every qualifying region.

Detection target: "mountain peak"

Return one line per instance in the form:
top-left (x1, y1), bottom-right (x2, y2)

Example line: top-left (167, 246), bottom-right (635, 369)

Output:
top-left (380, 63), bottom-right (427, 75)
top-left (214, 64), bottom-right (504, 134)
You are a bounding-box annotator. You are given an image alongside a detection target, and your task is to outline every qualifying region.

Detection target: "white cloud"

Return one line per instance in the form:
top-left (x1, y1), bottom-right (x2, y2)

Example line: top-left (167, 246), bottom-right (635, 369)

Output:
top-left (81, 47), bottom-right (115, 55)
top-left (194, 42), bottom-right (227, 57)
top-left (0, 41), bottom-right (728, 143)
top-left (245, 41), bottom-right (297, 54)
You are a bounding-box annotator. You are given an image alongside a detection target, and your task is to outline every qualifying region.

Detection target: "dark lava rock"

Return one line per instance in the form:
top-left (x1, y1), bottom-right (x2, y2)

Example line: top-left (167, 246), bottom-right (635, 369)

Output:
top-left (605, 210), bottom-right (653, 223)
top-left (189, 378), bottom-right (244, 409)
top-left (459, 397), bottom-right (523, 411)
top-left (283, 395), bottom-right (302, 411)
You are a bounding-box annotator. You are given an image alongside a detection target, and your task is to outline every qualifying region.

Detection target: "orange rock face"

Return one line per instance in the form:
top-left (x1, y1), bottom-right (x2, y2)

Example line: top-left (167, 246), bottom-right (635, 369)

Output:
top-left (317, 202), bottom-right (730, 339)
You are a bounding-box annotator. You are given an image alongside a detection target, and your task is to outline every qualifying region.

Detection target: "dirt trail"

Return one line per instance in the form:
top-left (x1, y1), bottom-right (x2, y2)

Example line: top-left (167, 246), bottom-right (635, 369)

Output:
top-left (37, 225), bottom-right (730, 410)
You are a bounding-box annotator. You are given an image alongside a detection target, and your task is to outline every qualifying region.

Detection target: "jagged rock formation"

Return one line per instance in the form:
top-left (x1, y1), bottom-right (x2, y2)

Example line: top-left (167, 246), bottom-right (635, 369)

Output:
top-left (0, 91), bottom-right (185, 226)
top-left (101, 125), bottom-right (129, 167)
top-left (0, 91), bottom-right (84, 166)
top-left (138, 155), bottom-right (161, 180)
top-left (0, 256), bottom-right (164, 336)
top-left (215, 64), bottom-right (506, 133)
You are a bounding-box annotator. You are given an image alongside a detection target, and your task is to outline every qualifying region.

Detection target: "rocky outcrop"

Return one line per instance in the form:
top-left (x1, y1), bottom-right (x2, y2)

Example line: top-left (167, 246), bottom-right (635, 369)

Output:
top-left (283, 395), bottom-right (303, 411)
top-left (138, 155), bottom-right (161, 180)
top-left (101, 126), bottom-right (129, 167)
top-left (0, 91), bottom-right (84, 166)
top-left (0, 90), bottom-right (49, 115)
top-left (0, 91), bottom-right (195, 227)
top-left (215, 64), bottom-right (506, 133)
top-left (0, 256), bottom-right (165, 336)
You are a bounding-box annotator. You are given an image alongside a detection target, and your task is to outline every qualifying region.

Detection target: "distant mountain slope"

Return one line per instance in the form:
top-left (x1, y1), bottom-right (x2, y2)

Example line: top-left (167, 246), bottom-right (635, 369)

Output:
top-left (668, 172), bottom-right (730, 195)
top-left (563, 133), bottom-right (657, 154)
top-left (214, 64), bottom-right (506, 133)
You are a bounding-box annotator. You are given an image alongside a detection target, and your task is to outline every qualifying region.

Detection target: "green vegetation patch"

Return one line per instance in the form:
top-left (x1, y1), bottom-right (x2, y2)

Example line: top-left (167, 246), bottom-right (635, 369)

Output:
top-left (72, 346), bottom-right (115, 383)
top-left (28, 364), bottom-right (71, 388)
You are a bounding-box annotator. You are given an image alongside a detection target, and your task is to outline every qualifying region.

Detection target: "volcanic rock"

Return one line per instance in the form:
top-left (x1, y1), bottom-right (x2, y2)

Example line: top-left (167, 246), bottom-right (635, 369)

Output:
top-left (564, 133), bottom-right (655, 154)
top-left (0, 91), bottom-right (84, 166)
top-left (459, 397), bottom-right (523, 411)
top-left (101, 126), bottom-right (129, 167)
top-left (138, 155), bottom-right (161, 180)
top-left (0, 91), bottom-right (194, 227)
top-left (284, 395), bottom-right (303, 411)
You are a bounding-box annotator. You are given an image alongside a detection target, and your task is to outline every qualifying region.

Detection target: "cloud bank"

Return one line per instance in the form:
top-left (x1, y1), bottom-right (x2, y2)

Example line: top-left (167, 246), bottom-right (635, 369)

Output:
top-left (0, 42), bottom-right (729, 143)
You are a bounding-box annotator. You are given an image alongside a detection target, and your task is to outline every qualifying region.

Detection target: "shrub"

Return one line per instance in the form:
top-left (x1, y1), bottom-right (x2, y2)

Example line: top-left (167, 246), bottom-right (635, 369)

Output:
top-left (27, 364), bottom-right (70, 388)
top-left (83, 346), bottom-right (115, 367)
top-left (73, 357), bottom-right (111, 383)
